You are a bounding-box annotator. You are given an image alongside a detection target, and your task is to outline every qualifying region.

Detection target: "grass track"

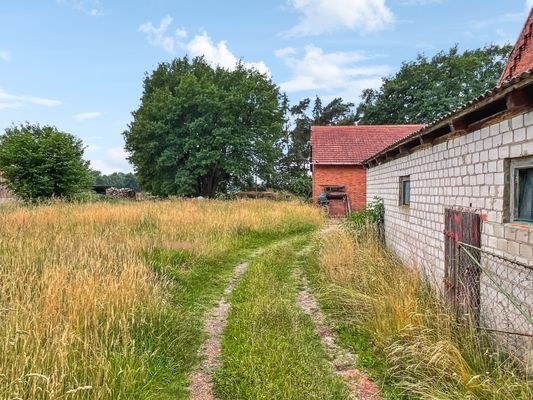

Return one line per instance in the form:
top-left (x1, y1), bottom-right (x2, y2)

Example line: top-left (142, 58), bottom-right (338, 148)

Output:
top-left (124, 228), bottom-right (322, 399)
top-left (214, 235), bottom-right (350, 400)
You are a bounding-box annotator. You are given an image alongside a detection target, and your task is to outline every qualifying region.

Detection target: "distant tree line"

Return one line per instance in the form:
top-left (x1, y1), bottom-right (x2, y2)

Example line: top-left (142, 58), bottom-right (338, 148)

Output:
top-left (90, 170), bottom-right (139, 190)
top-left (0, 44), bottom-right (512, 201)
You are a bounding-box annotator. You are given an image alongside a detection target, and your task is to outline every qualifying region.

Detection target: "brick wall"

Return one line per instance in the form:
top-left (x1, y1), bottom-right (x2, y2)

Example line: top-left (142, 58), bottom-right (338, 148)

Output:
top-left (312, 165), bottom-right (366, 215)
top-left (366, 110), bottom-right (533, 346)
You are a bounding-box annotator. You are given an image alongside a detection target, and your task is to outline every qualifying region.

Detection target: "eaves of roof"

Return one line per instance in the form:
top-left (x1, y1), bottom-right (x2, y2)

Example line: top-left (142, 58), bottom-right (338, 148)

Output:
top-left (363, 69), bottom-right (533, 166)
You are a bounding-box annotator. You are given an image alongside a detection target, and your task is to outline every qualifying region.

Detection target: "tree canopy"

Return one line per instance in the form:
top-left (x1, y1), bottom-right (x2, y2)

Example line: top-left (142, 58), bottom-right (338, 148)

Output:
top-left (355, 44), bottom-right (512, 125)
top-left (274, 97), bottom-right (356, 197)
top-left (0, 123), bottom-right (91, 200)
top-left (123, 57), bottom-right (285, 197)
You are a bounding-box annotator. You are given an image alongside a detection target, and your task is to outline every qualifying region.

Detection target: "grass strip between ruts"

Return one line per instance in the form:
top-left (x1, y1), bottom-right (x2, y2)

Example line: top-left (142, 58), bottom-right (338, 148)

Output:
top-left (215, 234), bottom-right (350, 400)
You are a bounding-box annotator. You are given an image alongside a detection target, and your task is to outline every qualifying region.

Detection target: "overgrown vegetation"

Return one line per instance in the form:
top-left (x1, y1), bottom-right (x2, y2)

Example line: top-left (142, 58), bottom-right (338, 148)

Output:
top-left (346, 196), bottom-right (384, 234)
top-left (305, 226), bottom-right (532, 399)
top-left (215, 237), bottom-right (349, 400)
top-left (0, 199), bottom-right (321, 399)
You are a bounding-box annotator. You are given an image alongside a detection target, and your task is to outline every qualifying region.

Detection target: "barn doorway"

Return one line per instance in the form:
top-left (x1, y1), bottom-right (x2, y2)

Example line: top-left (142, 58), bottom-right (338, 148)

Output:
top-left (444, 208), bottom-right (482, 324)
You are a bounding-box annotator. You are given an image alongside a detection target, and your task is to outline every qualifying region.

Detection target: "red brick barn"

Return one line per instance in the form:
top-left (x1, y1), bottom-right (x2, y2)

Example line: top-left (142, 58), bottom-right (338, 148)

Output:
top-left (311, 125), bottom-right (422, 217)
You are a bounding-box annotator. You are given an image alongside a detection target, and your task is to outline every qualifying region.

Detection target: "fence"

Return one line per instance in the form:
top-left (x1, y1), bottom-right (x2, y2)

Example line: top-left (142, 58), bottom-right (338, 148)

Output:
top-left (455, 242), bottom-right (532, 361)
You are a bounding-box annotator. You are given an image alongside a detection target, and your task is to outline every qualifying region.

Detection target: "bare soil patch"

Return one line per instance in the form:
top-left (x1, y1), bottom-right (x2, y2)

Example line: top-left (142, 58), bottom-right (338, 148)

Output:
top-left (295, 269), bottom-right (381, 400)
top-left (189, 262), bottom-right (249, 400)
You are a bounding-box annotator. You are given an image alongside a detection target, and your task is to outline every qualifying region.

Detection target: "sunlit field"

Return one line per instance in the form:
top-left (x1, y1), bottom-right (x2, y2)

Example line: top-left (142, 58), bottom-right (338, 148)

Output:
top-left (0, 199), bottom-right (321, 399)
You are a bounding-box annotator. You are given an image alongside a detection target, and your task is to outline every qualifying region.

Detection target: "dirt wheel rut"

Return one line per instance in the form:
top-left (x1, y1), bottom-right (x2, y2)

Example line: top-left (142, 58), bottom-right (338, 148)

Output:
top-left (189, 262), bottom-right (249, 400)
top-left (294, 263), bottom-right (382, 400)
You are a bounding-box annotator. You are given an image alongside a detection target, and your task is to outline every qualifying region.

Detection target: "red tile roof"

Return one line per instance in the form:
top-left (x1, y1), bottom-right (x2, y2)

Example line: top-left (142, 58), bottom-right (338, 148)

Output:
top-left (311, 125), bottom-right (423, 165)
top-left (499, 7), bottom-right (533, 84)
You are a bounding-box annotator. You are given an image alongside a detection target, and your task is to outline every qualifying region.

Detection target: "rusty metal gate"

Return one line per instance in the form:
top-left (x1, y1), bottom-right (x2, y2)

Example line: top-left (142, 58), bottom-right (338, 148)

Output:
top-left (444, 208), bottom-right (481, 323)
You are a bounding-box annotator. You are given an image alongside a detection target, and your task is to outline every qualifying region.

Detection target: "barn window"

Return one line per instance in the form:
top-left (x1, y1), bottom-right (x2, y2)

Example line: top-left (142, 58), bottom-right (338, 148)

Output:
top-left (511, 157), bottom-right (533, 223)
top-left (399, 175), bottom-right (411, 206)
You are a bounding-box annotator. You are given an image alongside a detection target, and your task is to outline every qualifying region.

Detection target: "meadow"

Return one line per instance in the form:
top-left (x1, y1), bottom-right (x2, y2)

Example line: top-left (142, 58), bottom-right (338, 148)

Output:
top-left (2, 199), bottom-right (530, 400)
top-left (0, 199), bottom-right (321, 399)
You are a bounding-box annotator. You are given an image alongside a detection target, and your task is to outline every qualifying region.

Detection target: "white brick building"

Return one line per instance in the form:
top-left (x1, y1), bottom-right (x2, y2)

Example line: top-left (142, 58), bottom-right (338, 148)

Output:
top-left (365, 108), bottom-right (533, 274)
top-left (362, 25), bottom-right (533, 350)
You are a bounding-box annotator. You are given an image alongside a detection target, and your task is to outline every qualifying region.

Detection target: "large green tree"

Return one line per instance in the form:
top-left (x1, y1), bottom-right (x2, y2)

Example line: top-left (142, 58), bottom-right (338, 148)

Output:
top-left (275, 97), bottom-right (356, 197)
top-left (0, 123), bottom-right (91, 200)
top-left (123, 57), bottom-right (285, 197)
top-left (356, 44), bottom-right (512, 124)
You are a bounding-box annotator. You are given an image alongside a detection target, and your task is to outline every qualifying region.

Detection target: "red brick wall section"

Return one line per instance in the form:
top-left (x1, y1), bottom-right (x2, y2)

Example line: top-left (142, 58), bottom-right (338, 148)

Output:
top-left (312, 165), bottom-right (367, 216)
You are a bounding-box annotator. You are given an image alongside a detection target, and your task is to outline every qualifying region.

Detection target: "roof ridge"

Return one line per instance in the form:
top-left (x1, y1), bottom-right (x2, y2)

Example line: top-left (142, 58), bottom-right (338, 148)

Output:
top-left (499, 7), bottom-right (533, 84)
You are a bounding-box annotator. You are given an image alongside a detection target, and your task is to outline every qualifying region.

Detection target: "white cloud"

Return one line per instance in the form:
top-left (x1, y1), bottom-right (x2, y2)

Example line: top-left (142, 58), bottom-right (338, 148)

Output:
top-left (56, 0), bottom-right (104, 16)
top-left (90, 147), bottom-right (132, 174)
top-left (0, 89), bottom-right (61, 109)
top-left (276, 45), bottom-right (390, 101)
top-left (85, 144), bottom-right (101, 152)
top-left (139, 17), bottom-right (270, 75)
top-left (274, 47), bottom-right (297, 58)
top-left (139, 15), bottom-right (187, 54)
top-left (186, 32), bottom-right (270, 75)
top-left (285, 0), bottom-right (394, 37)
top-left (527, 0), bottom-right (533, 9)
top-left (0, 102), bottom-right (23, 110)
top-left (0, 50), bottom-right (11, 62)
top-left (73, 111), bottom-right (102, 121)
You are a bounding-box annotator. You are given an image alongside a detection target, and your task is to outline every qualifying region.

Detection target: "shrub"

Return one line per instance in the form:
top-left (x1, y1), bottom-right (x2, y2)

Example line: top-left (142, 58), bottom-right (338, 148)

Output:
top-left (0, 123), bottom-right (91, 201)
top-left (345, 196), bottom-right (384, 239)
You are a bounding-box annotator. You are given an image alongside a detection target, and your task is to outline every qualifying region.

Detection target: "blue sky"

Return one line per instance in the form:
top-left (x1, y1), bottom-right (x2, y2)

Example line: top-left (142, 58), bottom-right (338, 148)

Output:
top-left (0, 0), bottom-right (531, 173)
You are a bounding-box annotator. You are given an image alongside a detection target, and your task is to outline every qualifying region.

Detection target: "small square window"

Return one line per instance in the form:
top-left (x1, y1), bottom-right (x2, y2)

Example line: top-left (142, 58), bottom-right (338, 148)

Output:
top-left (399, 176), bottom-right (411, 206)
top-left (513, 163), bottom-right (533, 223)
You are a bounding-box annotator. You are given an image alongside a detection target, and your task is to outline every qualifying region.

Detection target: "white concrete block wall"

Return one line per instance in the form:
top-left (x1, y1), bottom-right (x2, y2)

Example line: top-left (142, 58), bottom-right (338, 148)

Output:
top-left (366, 111), bottom-right (533, 343)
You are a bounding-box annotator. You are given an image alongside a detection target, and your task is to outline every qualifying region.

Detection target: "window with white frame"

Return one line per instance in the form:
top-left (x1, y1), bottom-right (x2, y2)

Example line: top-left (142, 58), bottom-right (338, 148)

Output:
top-left (510, 157), bottom-right (533, 223)
top-left (399, 175), bottom-right (411, 206)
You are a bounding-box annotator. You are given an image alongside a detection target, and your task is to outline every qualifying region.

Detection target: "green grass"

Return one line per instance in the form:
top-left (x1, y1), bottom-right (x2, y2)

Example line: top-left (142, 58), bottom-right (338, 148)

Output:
top-left (130, 227), bottom-right (322, 399)
top-left (214, 235), bottom-right (350, 400)
top-left (304, 226), bottom-right (533, 400)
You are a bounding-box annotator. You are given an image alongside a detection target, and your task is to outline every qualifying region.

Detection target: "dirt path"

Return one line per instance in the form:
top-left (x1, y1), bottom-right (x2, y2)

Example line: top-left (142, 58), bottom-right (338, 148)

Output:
top-left (294, 265), bottom-right (382, 400)
top-left (188, 261), bottom-right (249, 400)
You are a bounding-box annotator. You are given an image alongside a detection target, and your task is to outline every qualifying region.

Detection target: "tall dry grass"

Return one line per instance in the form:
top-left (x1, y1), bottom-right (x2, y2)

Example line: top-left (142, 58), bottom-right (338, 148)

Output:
top-left (0, 199), bottom-right (321, 399)
top-left (317, 225), bottom-right (532, 399)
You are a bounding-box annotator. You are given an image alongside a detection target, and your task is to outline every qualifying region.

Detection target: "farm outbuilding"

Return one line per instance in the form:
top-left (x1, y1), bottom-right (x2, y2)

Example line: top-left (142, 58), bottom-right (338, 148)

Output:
top-left (361, 11), bottom-right (533, 358)
top-left (311, 125), bottom-right (422, 217)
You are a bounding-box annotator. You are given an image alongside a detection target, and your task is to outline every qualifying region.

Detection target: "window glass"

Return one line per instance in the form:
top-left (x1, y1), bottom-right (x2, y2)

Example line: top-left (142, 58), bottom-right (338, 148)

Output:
top-left (403, 179), bottom-right (411, 205)
top-left (517, 168), bottom-right (533, 221)
top-left (400, 176), bottom-right (410, 206)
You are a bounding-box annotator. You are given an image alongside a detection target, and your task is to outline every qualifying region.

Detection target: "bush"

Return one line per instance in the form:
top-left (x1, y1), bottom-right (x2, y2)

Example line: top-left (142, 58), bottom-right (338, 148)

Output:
top-left (0, 123), bottom-right (91, 201)
top-left (345, 196), bottom-right (384, 237)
